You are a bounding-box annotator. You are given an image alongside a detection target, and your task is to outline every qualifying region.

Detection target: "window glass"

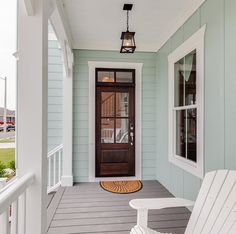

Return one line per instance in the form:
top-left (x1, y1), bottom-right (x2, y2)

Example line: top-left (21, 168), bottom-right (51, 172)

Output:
top-left (176, 109), bottom-right (197, 162)
top-left (187, 109), bottom-right (197, 162)
top-left (98, 71), bottom-right (114, 82)
top-left (116, 72), bottom-right (133, 83)
top-left (116, 119), bottom-right (129, 143)
top-left (174, 50), bottom-right (196, 107)
top-left (101, 92), bottom-right (114, 117)
top-left (101, 118), bottom-right (114, 143)
top-left (116, 93), bottom-right (129, 117)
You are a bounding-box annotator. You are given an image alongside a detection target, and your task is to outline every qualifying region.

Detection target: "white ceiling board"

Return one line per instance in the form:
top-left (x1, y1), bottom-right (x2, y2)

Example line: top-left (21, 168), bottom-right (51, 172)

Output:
top-left (62, 0), bottom-right (205, 52)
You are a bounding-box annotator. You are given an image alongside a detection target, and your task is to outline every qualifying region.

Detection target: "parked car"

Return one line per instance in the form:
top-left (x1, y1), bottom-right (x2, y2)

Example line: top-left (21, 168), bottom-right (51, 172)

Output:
top-left (0, 126), bottom-right (3, 132)
top-left (6, 125), bottom-right (15, 132)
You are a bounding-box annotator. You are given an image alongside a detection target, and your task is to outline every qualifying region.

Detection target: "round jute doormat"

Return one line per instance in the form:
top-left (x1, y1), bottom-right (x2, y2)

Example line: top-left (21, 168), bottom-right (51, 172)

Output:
top-left (100, 180), bottom-right (142, 194)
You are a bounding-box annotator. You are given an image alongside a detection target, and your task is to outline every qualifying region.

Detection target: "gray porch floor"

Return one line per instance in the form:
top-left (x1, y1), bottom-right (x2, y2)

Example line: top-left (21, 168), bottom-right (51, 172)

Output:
top-left (47, 181), bottom-right (191, 234)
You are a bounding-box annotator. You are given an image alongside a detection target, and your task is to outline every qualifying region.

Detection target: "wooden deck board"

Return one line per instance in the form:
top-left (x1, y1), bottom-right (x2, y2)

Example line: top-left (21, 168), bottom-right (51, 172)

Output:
top-left (47, 181), bottom-right (191, 234)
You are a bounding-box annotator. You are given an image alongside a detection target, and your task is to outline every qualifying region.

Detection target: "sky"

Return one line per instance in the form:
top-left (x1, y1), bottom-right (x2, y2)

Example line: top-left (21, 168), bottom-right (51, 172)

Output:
top-left (0, 1), bottom-right (17, 110)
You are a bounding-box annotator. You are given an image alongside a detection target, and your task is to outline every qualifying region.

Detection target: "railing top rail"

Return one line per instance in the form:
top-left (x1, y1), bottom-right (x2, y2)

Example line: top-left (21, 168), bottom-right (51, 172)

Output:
top-left (48, 144), bottom-right (63, 158)
top-left (0, 173), bottom-right (34, 214)
top-left (0, 176), bottom-right (18, 194)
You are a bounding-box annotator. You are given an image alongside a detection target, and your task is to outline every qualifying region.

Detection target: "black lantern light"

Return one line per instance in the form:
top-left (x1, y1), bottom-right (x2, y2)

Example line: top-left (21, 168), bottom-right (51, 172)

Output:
top-left (120, 4), bottom-right (136, 53)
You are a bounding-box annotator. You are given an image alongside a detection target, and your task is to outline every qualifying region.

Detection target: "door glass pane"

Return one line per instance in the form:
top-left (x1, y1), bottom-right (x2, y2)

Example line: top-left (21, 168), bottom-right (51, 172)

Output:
top-left (98, 71), bottom-right (114, 82)
top-left (116, 93), bottom-right (129, 117)
top-left (101, 118), bottom-right (114, 143)
top-left (187, 109), bottom-right (197, 162)
top-left (116, 119), bottom-right (129, 143)
top-left (185, 51), bottom-right (196, 105)
top-left (101, 92), bottom-right (114, 117)
top-left (176, 110), bottom-right (186, 158)
top-left (116, 72), bottom-right (133, 83)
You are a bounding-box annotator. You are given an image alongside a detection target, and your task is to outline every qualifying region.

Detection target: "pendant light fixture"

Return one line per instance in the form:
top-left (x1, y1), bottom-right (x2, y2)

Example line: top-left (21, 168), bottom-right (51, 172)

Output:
top-left (120, 4), bottom-right (136, 53)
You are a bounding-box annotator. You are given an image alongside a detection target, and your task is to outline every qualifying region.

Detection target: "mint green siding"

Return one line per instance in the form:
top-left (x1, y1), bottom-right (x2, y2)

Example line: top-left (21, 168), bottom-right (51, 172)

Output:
top-left (156, 0), bottom-right (236, 200)
top-left (73, 50), bottom-right (157, 182)
top-left (70, 0), bottom-right (236, 196)
top-left (48, 31), bottom-right (63, 151)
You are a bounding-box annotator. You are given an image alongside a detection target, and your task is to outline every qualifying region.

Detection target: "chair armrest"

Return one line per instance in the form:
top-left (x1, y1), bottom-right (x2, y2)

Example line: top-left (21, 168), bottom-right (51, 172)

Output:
top-left (129, 197), bottom-right (194, 210)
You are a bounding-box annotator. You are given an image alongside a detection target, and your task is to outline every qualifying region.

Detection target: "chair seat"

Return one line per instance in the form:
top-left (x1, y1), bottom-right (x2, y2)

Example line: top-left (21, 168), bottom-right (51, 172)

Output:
top-left (130, 225), bottom-right (171, 234)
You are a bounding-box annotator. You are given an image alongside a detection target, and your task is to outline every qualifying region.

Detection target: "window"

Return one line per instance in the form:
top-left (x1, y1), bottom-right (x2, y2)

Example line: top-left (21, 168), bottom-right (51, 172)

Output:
top-left (168, 25), bottom-right (206, 178)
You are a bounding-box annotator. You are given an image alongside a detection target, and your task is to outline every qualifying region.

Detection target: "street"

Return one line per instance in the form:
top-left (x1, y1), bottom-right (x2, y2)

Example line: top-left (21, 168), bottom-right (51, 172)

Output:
top-left (0, 131), bottom-right (15, 140)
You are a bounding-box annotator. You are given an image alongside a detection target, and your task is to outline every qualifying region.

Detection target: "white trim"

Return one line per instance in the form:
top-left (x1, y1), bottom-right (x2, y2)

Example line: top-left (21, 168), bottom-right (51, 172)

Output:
top-left (61, 51), bottom-right (74, 187)
top-left (51, 0), bottom-right (74, 50)
top-left (88, 61), bottom-right (143, 182)
top-left (48, 32), bottom-right (57, 41)
top-left (50, 6), bottom-right (73, 51)
top-left (168, 25), bottom-right (206, 179)
top-left (157, 0), bottom-right (206, 52)
top-left (47, 182), bottom-right (61, 194)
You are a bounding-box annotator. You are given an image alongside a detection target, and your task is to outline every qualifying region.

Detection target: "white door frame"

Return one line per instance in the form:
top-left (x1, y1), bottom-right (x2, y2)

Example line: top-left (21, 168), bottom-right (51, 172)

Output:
top-left (88, 61), bottom-right (143, 182)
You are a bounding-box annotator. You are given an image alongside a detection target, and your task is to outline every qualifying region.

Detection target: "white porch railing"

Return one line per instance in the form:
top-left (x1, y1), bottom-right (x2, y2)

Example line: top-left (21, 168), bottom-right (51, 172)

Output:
top-left (47, 144), bottom-right (63, 193)
top-left (0, 173), bottom-right (34, 234)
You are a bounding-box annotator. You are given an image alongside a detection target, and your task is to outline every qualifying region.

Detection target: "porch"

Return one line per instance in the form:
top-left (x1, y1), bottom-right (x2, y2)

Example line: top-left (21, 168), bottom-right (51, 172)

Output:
top-left (0, 0), bottom-right (236, 233)
top-left (47, 181), bottom-right (191, 234)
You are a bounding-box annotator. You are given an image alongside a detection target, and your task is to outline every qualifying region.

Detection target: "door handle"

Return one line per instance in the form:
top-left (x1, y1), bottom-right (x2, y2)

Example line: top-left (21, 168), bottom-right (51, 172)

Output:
top-left (130, 132), bottom-right (134, 145)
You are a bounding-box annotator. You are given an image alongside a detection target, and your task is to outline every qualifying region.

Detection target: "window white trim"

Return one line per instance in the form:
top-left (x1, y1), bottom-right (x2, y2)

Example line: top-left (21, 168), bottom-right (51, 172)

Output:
top-left (88, 61), bottom-right (143, 182)
top-left (168, 25), bottom-right (206, 179)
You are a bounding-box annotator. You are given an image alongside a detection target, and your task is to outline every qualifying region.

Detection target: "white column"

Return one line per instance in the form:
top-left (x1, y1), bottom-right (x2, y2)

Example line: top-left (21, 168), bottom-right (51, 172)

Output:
top-left (17, 0), bottom-right (48, 233)
top-left (61, 57), bottom-right (73, 187)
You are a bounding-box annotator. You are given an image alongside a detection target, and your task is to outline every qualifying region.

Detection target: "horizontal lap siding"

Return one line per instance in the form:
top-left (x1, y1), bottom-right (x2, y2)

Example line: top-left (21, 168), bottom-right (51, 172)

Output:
top-left (48, 36), bottom-right (63, 151)
top-left (156, 0), bottom-right (236, 201)
top-left (73, 50), bottom-right (157, 182)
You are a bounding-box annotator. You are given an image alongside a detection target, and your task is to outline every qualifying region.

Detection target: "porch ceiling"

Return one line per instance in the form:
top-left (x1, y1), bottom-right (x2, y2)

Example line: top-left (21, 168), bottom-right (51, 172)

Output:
top-left (62, 0), bottom-right (204, 52)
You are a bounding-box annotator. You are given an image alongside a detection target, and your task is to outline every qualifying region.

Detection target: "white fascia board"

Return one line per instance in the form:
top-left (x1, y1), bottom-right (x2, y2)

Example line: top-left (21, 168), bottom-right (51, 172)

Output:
top-left (156, 0), bottom-right (206, 52)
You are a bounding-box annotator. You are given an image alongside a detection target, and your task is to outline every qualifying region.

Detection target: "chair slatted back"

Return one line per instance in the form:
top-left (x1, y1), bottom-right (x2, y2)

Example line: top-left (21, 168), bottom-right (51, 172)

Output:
top-left (185, 170), bottom-right (236, 234)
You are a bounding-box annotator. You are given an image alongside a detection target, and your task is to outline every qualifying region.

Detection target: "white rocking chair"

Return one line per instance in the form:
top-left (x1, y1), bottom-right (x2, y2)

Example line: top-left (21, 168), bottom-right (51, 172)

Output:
top-left (130, 170), bottom-right (236, 234)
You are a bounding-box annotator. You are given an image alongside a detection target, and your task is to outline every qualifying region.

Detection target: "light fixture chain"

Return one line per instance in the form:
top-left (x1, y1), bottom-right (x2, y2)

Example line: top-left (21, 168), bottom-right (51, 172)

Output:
top-left (127, 10), bottom-right (129, 31)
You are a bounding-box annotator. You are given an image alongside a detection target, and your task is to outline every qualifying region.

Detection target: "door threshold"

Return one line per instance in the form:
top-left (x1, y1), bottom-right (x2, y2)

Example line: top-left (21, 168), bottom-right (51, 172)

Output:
top-left (90, 176), bottom-right (141, 182)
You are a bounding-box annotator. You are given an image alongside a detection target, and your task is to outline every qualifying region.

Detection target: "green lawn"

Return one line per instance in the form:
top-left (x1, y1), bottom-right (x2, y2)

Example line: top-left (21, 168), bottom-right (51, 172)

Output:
top-left (0, 148), bottom-right (15, 164)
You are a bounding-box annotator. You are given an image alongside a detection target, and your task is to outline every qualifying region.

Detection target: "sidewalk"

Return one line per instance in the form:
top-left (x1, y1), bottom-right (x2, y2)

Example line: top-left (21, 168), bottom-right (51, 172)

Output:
top-left (0, 143), bottom-right (15, 149)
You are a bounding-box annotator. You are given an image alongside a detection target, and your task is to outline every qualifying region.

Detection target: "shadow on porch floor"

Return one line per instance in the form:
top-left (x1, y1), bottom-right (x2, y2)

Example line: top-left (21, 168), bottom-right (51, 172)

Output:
top-left (47, 181), bottom-right (191, 234)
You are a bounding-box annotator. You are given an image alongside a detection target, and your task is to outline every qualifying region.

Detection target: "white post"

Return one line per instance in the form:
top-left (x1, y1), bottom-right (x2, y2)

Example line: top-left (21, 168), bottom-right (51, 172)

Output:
top-left (3, 77), bottom-right (7, 133)
top-left (61, 43), bottom-right (73, 187)
top-left (0, 77), bottom-right (7, 132)
top-left (17, 0), bottom-right (48, 233)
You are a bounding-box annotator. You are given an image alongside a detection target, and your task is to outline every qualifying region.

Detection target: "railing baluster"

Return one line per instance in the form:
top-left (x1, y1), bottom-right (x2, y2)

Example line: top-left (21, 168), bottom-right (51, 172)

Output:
top-left (18, 192), bottom-right (26, 234)
top-left (58, 150), bottom-right (61, 182)
top-left (53, 153), bottom-right (56, 186)
top-left (11, 200), bottom-right (18, 234)
top-left (0, 210), bottom-right (10, 234)
top-left (47, 144), bottom-right (63, 193)
top-left (48, 157), bottom-right (51, 189)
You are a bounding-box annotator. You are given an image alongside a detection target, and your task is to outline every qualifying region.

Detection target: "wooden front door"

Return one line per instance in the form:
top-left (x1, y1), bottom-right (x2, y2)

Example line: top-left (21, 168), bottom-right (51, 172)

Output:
top-left (95, 68), bottom-right (135, 177)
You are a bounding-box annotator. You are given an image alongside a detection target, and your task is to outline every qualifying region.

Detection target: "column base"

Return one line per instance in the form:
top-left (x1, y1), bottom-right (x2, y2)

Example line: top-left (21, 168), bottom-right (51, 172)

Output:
top-left (61, 175), bottom-right (73, 187)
